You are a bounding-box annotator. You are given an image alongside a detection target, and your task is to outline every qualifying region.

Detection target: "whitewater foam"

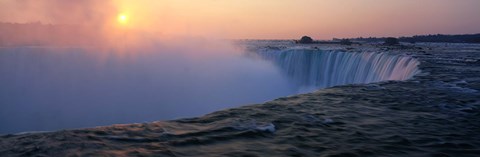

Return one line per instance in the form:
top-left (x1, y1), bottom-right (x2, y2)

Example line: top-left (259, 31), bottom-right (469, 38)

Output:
top-left (256, 48), bottom-right (420, 89)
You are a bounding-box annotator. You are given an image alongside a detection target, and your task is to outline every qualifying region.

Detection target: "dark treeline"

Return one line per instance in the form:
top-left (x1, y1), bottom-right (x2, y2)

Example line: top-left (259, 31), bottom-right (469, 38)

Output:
top-left (0, 22), bottom-right (108, 47)
top-left (348, 34), bottom-right (480, 43)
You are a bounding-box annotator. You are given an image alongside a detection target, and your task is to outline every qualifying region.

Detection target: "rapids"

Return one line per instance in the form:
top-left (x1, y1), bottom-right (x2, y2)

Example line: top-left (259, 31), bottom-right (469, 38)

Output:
top-left (1, 43), bottom-right (480, 157)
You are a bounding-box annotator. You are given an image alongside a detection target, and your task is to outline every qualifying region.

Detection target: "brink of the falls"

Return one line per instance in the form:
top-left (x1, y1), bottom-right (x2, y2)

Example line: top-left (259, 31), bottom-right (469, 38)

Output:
top-left (256, 48), bottom-right (420, 89)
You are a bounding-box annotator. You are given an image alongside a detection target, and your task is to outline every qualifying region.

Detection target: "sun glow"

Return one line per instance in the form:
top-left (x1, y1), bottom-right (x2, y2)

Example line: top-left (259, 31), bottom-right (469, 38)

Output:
top-left (117, 14), bottom-right (128, 24)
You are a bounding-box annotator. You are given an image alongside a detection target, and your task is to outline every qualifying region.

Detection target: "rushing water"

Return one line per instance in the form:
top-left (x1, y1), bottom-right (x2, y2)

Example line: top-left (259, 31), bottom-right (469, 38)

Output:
top-left (0, 46), bottom-right (420, 134)
top-left (2, 43), bottom-right (479, 157)
top-left (257, 48), bottom-right (420, 89)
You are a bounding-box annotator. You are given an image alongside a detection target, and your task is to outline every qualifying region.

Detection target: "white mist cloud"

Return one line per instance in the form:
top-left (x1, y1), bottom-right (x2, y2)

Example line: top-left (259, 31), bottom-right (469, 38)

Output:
top-left (0, 0), bottom-right (116, 25)
top-left (0, 39), bottom-right (296, 133)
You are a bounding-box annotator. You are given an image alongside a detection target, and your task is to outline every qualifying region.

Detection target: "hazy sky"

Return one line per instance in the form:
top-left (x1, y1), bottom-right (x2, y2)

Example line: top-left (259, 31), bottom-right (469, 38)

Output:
top-left (1, 0), bottom-right (480, 39)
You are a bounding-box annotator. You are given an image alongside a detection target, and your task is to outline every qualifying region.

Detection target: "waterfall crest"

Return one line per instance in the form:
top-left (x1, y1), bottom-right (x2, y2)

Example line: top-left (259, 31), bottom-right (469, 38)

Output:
top-left (257, 49), bottom-right (420, 89)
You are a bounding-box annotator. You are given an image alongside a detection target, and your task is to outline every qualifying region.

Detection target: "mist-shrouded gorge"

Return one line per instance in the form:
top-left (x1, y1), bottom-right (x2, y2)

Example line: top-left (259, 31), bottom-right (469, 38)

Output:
top-left (0, 41), bottom-right (421, 134)
top-left (0, 42), bottom-right (296, 134)
top-left (2, 0), bottom-right (480, 156)
top-left (1, 41), bottom-right (480, 157)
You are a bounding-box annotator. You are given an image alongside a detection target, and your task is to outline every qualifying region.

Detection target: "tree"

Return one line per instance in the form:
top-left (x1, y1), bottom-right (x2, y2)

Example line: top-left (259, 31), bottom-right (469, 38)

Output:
top-left (299, 36), bottom-right (314, 44)
top-left (340, 39), bottom-right (352, 45)
top-left (384, 37), bottom-right (399, 45)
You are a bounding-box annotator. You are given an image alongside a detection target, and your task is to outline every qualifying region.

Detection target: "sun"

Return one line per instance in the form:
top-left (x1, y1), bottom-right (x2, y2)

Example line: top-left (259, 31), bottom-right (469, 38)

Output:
top-left (117, 14), bottom-right (128, 24)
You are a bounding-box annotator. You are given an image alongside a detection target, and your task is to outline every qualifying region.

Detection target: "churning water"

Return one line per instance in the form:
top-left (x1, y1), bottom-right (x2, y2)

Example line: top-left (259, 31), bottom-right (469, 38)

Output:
top-left (0, 44), bottom-right (419, 134)
top-left (257, 48), bottom-right (420, 89)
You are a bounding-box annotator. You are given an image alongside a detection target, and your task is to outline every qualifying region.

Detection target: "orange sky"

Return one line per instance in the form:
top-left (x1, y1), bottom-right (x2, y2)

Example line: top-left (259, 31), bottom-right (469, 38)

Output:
top-left (1, 0), bottom-right (480, 39)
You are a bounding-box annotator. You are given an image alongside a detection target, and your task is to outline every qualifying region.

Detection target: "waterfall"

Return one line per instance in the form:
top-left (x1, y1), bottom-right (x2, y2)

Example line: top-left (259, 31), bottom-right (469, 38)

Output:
top-left (257, 49), bottom-right (420, 89)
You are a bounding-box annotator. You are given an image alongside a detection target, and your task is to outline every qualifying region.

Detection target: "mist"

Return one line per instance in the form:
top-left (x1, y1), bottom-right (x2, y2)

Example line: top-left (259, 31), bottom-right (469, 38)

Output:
top-left (0, 0), bottom-right (302, 134)
top-left (0, 39), bottom-right (300, 134)
top-left (2, 0), bottom-right (480, 39)
top-left (0, 0), bottom-right (115, 25)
